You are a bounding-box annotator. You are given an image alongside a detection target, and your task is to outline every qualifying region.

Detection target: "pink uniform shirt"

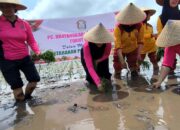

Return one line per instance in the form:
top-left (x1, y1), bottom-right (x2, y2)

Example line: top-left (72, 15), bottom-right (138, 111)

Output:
top-left (0, 16), bottom-right (40, 60)
top-left (83, 41), bottom-right (111, 86)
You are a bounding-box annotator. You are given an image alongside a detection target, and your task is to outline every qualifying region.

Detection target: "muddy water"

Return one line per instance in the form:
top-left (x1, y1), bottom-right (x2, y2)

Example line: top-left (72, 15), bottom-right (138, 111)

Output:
top-left (0, 71), bottom-right (180, 130)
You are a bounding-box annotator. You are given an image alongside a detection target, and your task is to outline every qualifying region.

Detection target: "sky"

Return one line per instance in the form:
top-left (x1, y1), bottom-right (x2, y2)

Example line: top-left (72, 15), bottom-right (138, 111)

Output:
top-left (19, 0), bottom-right (164, 32)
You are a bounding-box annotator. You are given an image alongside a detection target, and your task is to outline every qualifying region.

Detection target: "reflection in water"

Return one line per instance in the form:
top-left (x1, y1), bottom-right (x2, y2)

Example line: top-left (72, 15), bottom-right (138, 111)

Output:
top-left (113, 102), bottom-right (130, 110)
top-left (117, 110), bottom-right (126, 130)
top-left (93, 91), bottom-right (129, 102)
top-left (66, 118), bottom-right (96, 130)
top-left (112, 90), bottom-right (118, 101)
top-left (0, 96), bottom-right (59, 130)
top-left (156, 98), bottom-right (164, 119)
top-left (88, 93), bottom-right (120, 130)
top-left (13, 102), bottom-right (28, 125)
top-left (171, 76), bottom-right (180, 95)
top-left (86, 82), bottom-right (121, 95)
top-left (172, 88), bottom-right (180, 95)
top-left (127, 76), bottom-right (151, 88)
top-left (156, 98), bottom-right (168, 129)
top-left (153, 94), bottom-right (173, 130)
top-left (0, 102), bottom-right (28, 130)
top-left (0, 70), bottom-right (179, 130)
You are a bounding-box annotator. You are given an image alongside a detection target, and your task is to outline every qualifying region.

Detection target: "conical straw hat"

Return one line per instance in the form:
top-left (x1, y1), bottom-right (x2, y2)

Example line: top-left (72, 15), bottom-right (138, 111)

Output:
top-left (141, 7), bottom-right (156, 16)
top-left (115, 3), bottom-right (146, 25)
top-left (155, 0), bottom-right (180, 6)
top-left (0, 0), bottom-right (27, 10)
top-left (83, 23), bottom-right (114, 44)
top-left (156, 20), bottom-right (180, 47)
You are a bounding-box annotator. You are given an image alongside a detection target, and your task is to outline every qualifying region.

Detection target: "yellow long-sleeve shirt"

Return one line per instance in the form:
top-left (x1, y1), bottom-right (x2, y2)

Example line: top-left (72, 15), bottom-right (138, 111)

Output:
top-left (157, 17), bottom-right (163, 36)
top-left (141, 23), bottom-right (157, 54)
top-left (114, 25), bottom-right (144, 54)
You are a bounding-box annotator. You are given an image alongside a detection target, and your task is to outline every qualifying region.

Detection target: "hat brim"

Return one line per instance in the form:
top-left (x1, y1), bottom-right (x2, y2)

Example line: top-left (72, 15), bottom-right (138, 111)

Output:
top-left (83, 23), bottom-right (114, 44)
top-left (115, 14), bottom-right (146, 25)
top-left (84, 32), bottom-right (114, 44)
top-left (115, 3), bottom-right (146, 25)
top-left (0, 2), bottom-right (27, 10)
top-left (144, 9), bottom-right (156, 16)
top-left (156, 20), bottom-right (180, 47)
top-left (156, 0), bottom-right (180, 6)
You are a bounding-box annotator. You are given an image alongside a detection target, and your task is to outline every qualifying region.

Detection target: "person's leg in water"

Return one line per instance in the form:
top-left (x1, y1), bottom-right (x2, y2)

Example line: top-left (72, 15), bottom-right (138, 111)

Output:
top-left (25, 82), bottom-right (38, 99)
top-left (20, 56), bottom-right (40, 99)
top-left (148, 52), bottom-right (159, 75)
top-left (168, 59), bottom-right (177, 75)
top-left (13, 88), bottom-right (25, 102)
top-left (126, 49), bottom-right (139, 78)
top-left (0, 60), bottom-right (25, 101)
top-left (113, 49), bottom-right (122, 79)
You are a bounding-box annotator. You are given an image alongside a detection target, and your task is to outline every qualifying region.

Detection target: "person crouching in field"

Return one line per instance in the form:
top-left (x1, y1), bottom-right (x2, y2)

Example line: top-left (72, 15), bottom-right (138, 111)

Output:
top-left (156, 0), bottom-right (180, 74)
top-left (153, 20), bottom-right (180, 88)
top-left (140, 8), bottom-right (159, 75)
top-left (113, 3), bottom-right (146, 79)
top-left (81, 23), bottom-right (114, 91)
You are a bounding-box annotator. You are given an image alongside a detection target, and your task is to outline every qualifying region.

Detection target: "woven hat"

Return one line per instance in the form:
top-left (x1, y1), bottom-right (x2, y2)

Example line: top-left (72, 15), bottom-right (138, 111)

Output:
top-left (0, 0), bottom-right (27, 10)
top-left (115, 3), bottom-right (146, 25)
top-left (141, 8), bottom-right (156, 16)
top-left (155, 0), bottom-right (180, 6)
top-left (83, 23), bottom-right (114, 44)
top-left (156, 20), bottom-right (180, 47)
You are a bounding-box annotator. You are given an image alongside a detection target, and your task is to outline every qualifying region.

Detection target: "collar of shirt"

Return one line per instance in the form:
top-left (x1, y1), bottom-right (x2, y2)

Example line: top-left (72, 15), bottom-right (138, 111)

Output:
top-left (0, 15), bottom-right (21, 22)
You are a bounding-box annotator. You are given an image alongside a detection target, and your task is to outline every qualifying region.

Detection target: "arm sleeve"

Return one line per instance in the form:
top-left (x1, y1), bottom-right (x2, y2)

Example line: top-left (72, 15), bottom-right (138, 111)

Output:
top-left (97, 43), bottom-right (112, 63)
top-left (83, 42), bottom-right (101, 86)
top-left (144, 25), bottom-right (153, 39)
top-left (137, 25), bottom-right (144, 44)
top-left (114, 26), bottom-right (122, 49)
top-left (157, 17), bottom-right (163, 36)
top-left (144, 33), bottom-right (151, 39)
top-left (24, 21), bottom-right (40, 55)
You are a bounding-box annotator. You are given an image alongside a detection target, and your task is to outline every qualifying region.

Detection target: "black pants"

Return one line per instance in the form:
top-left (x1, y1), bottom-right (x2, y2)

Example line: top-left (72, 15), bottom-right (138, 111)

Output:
top-left (81, 49), bottom-right (111, 85)
top-left (0, 56), bottom-right (40, 90)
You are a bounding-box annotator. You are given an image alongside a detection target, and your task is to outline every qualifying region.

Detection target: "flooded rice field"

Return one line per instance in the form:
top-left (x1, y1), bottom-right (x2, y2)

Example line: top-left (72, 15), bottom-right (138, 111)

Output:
top-left (0, 58), bottom-right (180, 130)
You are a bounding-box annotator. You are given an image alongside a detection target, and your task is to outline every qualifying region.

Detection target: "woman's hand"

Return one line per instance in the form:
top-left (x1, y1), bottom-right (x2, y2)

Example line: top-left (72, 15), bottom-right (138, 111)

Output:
top-left (152, 66), bottom-right (171, 89)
